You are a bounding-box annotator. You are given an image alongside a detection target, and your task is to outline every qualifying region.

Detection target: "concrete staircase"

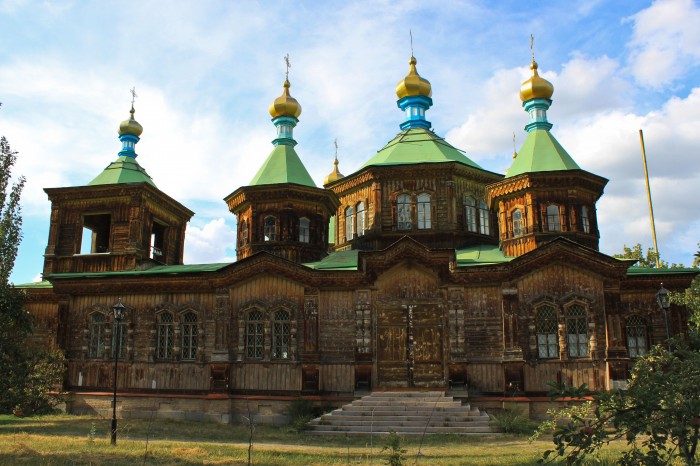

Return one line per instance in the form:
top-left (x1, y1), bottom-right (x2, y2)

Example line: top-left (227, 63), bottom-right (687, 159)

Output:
top-left (307, 391), bottom-right (495, 436)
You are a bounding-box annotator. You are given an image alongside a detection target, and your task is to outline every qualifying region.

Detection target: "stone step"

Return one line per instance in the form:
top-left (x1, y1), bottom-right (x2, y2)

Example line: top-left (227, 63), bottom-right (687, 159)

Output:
top-left (307, 391), bottom-right (494, 436)
top-left (307, 430), bottom-right (496, 437)
top-left (309, 425), bottom-right (493, 434)
top-left (367, 391), bottom-right (446, 397)
top-left (321, 411), bottom-right (486, 420)
top-left (351, 400), bottom-right (462, 407)
top-left (311, 419), bottom-right (492, 428)
top-left (339, 406), bottom-right (480, 415)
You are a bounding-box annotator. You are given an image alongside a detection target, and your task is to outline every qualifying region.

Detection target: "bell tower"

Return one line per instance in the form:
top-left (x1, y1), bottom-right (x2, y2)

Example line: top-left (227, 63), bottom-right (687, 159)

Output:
top-left (43, 95), bottom-right (193, 276)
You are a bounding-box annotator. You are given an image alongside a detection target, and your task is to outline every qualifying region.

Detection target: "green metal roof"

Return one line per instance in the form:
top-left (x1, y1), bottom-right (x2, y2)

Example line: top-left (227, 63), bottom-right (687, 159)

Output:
top-left (88, 156), bottom-right (156, 186)
top-left (46, 262), bottom-right (232, 279)
top-left (626, 266), bottom-right (699, 275)
top-left (455, 244), bottom-right (513, 267)
top-left (506, 129), bottom-right (580, 178)
top-left (304, 250), bottom-right (359, 270)
top-left (249, 144), bottom-right (316, 187)
top-left (14, 280), bottom-right (53, 289)
top-left (360, 127), bottom-right (482, 169)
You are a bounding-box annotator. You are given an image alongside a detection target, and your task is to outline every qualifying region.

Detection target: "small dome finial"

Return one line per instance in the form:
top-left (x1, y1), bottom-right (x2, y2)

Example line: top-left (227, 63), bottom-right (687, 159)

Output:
top-left (269, 54), bottom-right (302, 119)
top-left (520, 35), bottom-right (554, 102)
top-left (324, 138), bottom-right (344, 185)
top-left (118, 87), bottom-right (143, 137)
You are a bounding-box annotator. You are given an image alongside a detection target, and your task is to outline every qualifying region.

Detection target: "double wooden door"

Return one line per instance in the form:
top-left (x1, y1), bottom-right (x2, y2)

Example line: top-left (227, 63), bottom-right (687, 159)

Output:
top-left (376, 305), bottom-right (444, 387)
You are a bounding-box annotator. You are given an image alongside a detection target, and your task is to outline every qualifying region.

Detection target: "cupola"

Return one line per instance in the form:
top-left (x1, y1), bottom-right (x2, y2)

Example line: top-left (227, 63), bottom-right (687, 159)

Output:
top-left (395, 55), bottom-right (433, 131)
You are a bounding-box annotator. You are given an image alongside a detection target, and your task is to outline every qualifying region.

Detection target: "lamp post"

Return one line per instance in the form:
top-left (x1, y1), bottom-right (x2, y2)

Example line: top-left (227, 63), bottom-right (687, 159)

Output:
top-left (656, 283), bottom-right (671, 351)
top-left (111, 298), bottom-right (126, 446)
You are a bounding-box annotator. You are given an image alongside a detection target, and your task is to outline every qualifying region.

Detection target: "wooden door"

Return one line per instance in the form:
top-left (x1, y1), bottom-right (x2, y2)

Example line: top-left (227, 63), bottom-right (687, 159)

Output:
top-left (377, 305), bottom-right (444, 387)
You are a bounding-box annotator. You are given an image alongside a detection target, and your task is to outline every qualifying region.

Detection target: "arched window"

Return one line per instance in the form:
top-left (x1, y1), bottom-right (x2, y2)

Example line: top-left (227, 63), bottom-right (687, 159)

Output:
top-left (112, 317), bottom-right (126, 359)
top-left (246, 310), bottom-right (264, 359)
top-left (566, 304), bottom-right (589, 358)
top-left (344, 206), bottom-right (354, 241)
top-left (626, 315), bottom-right (648, 358)
top-left (581, 206), bottom-right (590, 234)
top-left (546, 204), bottom-right (561, 231)
top-left (264, 216), bottom-right (276, 241)
top-left (536, 305), bottom-right (558, 358)
top-left (272, 310), bottom-right (291, 359)
top-left (157, 312), bottom-right (174, 359)
top-left (417, 193), bottom-right (431, 229)
top-left (465, 197), bottom-right (477, 232)
top-left (397, 194), bottom-right (411, 230)
top-left (512, 209), bottom-right (523, 237)
top-left (479, 201), bottom-right (490, 235)
top-left (240, 219), bottom-right (248, 246)
top-left (356, 202), bottom-right (365, 236)
top-left (181, 312), bottom-right (198, 360)
top-left (299, 217), bottom-right (310, 243)
top-left (88, 313), bottom-right (105, 358)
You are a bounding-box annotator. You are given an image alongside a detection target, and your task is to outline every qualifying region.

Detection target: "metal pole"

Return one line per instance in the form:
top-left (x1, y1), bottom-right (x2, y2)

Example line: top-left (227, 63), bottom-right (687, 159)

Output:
top-left (111, 321), bottom-right (121, 445)
top-left (663, 308), bottom-right (671, 351)
top-left (639, 130), bottom-right (660, 267)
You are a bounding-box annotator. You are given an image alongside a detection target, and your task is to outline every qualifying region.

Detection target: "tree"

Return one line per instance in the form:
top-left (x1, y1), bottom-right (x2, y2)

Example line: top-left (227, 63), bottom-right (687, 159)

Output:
top-left (0, 104), bottom-right (65, 414)
top-left (533, 334), bottom-right (700, 465)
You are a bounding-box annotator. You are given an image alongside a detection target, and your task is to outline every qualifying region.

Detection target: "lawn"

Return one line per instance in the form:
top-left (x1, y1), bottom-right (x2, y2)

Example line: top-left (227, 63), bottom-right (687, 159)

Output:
top-left (0, 413), bottom-right (627, 465)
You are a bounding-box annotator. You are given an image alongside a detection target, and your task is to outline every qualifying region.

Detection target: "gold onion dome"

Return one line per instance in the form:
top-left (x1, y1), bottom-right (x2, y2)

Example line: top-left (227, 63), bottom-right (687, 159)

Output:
top-left (118, 106), bottom-right (143, 137)
top-left (520, 60), bottom-right (554, 102)
top-left (324, 158), bottom-right (344, 185)
top-left (396, 56), bottom-right (432, 99)
top-left (269, 79), bottom-right (302, 118)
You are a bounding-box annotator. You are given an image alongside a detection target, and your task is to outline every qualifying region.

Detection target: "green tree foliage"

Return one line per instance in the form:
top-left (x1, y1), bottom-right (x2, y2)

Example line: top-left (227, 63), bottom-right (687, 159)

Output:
top-left (532, 334), bottom-right (700, 465)
top-left (614, 243), bottom-right (689, 269)
top-left (0, 104), bottom-right (65, 414)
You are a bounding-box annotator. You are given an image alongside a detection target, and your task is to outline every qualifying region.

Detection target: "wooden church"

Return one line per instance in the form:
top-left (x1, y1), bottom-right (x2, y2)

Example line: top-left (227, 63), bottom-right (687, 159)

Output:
top-left (21, 52), bottom-right (697, 423)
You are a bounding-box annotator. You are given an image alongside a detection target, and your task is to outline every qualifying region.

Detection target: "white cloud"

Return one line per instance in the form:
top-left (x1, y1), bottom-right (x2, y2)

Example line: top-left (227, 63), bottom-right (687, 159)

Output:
top-left (183, 218), bottom-right (236, 265)
top-left (627, 0), bottom-right (700, 88)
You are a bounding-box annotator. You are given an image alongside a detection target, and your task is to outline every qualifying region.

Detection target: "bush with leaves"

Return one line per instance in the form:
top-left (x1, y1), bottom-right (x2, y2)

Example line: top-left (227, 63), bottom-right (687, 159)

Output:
top-left (381, 430), bottom-right (407, 466)
top-left (0, 104), bottom-right (65, 414)
top-left (493, 407), bottom-right (539, 435)
top-left (532, 333), bottom-right (700, 465)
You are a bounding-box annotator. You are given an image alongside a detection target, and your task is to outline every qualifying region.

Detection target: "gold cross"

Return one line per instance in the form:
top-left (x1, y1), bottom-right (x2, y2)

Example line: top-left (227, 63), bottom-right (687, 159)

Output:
top-left (130, 87), bottom-right (138, 106)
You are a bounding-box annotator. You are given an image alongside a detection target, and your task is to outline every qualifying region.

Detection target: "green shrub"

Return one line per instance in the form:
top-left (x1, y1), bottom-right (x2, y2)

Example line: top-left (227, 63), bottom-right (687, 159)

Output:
top-left (287, 398), bottom-right (315, 432)
top-left (492, 408), bottom-right (538, 435)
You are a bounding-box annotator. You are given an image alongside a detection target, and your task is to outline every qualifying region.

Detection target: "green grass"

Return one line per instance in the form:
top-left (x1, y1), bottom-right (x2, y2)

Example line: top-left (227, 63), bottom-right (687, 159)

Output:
top-left (0, 413), bottom-right (627, 465)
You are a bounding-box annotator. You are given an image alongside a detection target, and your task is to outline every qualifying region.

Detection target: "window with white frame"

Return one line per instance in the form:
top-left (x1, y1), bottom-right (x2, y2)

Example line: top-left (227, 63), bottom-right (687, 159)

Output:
top-left (88, 313), bottom-right (106, 358)
top-left (397, 194), bottom-right (411, 230)
top-left (356, 202), bottom-right (365, 236)
top-left (465, 197), bottom-right (477, 232)
top-left (157, 312), bottom-right (174, 359)
top-left (272, 309), bottom-right (291, 359)
top-left (344, 206), bottom-right (354, 241)
top-left (512, 209), bottom-right (524, 237)
top-left (581, 206), bottom-right (590, 233)
top-left (299, 217), bottom-right (310, 243)
top-left (536, 305), bottom-right (558, 358)
top-left (112, 319), bottom-right (127, 359)
top-left (181, 311), bottom-right (198, 360)
top-left (246, 310), bottom-right (264, 359)
top-left (546, 204), bottom-right (561, 231)
top-left (264, 216), bottom-right (276, 241)
top-left (478, 201), bottom-right (490, 235)
top-left (626, 315), bottom-right (648, 358)
top-left (566, 304), bottom-right (589, 358)
top-left (417, 193), bottom-right (431, 229)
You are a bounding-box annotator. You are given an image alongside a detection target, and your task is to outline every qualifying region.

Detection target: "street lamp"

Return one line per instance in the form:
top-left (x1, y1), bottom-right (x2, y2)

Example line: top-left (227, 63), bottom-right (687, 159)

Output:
top-left (656, 283), bottom-right (671, 351)
top-left (111, 298), bottom-right (126, 446)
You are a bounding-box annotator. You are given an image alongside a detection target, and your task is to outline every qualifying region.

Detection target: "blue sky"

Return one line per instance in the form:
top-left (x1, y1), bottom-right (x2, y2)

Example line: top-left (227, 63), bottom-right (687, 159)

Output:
top-left (2, 0), bottom-right (699, 284)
